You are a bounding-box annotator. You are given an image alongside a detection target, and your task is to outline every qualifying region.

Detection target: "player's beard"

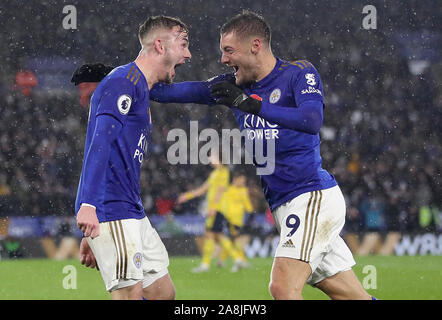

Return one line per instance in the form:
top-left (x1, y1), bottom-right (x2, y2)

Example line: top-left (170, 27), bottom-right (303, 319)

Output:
top-left (163, 72), bottom-right (173, 84)
top-left (235, 63), bottom-right (256, 87)
top-left (236, 71), bottom-right (254, 87)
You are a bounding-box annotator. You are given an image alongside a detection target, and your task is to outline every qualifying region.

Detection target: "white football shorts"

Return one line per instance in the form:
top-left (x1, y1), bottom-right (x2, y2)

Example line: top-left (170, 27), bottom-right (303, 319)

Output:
top-left (272, 185), bottom-right (356, 285)
top-left (87, 216), bottom-right (170, 291)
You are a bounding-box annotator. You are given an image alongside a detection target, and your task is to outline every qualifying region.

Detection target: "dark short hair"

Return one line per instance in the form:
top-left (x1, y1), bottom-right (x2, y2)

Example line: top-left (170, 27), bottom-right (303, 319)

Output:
top-left (139, 15), bottom-right (189, 42)
top-left (232, 170), bottom-right (247, 180)
top-left (220, 10), bottom-right (271, 44)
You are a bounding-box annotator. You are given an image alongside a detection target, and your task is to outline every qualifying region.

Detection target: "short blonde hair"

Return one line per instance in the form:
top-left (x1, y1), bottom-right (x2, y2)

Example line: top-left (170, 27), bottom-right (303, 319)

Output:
top-left (138, 15), bottom-right (189, 45)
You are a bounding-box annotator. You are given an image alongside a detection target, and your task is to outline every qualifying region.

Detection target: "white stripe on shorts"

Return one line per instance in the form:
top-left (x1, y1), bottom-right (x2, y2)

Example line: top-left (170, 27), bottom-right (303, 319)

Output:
top-left (300, 190), bottom-right (322, 262)
top-left (109, 220), bottom-right (128, 279)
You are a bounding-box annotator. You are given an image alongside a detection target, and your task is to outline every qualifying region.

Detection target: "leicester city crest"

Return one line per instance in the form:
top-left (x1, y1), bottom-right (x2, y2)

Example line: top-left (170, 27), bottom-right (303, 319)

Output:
top-left (269, 88), bottom-right (281, 104)
top-left (133, 252), bottom-right (142, 269)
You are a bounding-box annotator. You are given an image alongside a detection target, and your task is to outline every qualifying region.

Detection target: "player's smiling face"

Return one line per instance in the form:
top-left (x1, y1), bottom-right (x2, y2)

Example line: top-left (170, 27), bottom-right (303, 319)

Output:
top-left (162, 26), bottom-right (191, 83)
top-left (220, 32), bottom-right (258, 86)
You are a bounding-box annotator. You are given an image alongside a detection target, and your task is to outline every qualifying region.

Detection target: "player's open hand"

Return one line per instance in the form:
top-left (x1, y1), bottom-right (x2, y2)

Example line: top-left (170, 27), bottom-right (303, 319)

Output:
top-left (79, 237), bottom-right (98, 270)
top-left (76, 205), bottom-right (100, 239)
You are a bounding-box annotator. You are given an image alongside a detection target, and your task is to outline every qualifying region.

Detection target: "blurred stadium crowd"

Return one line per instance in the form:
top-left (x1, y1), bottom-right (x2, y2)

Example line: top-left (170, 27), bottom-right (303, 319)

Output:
top-left (0, 0), bottom-right (441, 237)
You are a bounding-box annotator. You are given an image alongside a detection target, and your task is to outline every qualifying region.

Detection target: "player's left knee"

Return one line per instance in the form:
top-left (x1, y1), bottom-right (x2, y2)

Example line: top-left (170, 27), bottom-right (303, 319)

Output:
top-left (269, 280), bottom-right (303, 300)
top-left (157, 277), bottom-right (176, 300)
top-left (269, 280), bottom-right (282, 299)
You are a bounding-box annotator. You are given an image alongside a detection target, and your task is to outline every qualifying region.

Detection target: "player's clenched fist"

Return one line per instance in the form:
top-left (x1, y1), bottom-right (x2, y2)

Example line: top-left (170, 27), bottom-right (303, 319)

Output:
top-left (76, 205), bottom-right (100, 239)
top-left (210, 81), bottom-right (262, 114)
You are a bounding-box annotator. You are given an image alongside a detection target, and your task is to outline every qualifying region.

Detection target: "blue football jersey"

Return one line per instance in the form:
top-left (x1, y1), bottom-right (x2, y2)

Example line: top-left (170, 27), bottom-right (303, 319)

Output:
top-left (232, 58), bottom-right (337, 211)
top-left (75, 62), bottom-right (152, 222)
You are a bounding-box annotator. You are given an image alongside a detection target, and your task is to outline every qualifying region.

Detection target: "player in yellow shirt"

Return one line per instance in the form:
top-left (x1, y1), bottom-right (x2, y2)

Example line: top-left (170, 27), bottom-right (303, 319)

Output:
top-left (177, 154), bottom-right (239, 272)
top-left (217, 172), bottom-right (254, 272)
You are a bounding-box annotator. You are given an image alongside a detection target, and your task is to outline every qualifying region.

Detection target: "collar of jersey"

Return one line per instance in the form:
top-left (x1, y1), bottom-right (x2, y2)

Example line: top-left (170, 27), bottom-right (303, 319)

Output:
top-left (132, 61), bottom-right (148, 88)
top-left (247, 57), bottom-right (283, 90)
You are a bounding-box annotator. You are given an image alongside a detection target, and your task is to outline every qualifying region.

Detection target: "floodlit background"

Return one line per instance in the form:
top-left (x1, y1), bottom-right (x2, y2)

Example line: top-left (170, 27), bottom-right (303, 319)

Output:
top-left (0, 0), bottom-right (441, 299)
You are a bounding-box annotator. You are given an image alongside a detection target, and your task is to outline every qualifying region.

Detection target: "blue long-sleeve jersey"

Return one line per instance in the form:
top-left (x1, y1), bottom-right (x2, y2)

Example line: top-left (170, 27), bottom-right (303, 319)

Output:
top-left (150, 58), bottom-right (337, 211)
top-left (75, 62), bottom-right (152, 222)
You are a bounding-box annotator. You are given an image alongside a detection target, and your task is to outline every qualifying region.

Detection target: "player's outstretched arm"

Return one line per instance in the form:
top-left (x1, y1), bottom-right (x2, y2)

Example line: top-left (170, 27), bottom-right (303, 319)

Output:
top-left (149, 73), bottom-right (236, 105)
top-left (150, 81), bottom-right (213, 105)
top-left (71, 63), bottom-right (214, 105)
top-left (176, 181), bottom-right (209, 204)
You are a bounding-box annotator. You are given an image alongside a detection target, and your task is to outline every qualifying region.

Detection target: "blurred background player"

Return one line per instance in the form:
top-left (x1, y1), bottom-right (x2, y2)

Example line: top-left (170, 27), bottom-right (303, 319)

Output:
top-left (176, 153), bottom-right (239, 273)
top-left (217, 171), bottom-right (253, 272)
top-left (74, 15), bottom-right (191, 300)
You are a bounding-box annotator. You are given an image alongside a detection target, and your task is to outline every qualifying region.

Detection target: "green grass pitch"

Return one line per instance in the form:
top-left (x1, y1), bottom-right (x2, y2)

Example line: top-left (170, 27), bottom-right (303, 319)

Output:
top-left (0, 256), bottom-right (441, 299)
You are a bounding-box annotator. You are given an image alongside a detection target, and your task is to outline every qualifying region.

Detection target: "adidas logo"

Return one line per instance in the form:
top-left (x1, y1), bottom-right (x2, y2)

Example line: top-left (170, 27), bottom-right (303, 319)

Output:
top-left (282, 239), bottom-right (295, 248)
